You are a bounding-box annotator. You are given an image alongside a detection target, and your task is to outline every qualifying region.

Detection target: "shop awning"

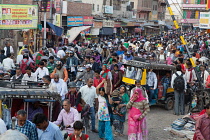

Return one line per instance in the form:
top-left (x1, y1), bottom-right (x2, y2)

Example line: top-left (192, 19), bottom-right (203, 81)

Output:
top-left (41, 21), bottom-right (63, 36)
top-left (144, 26), bottom-right (159, 30)
top-left (67, 26), bottom-right (91, 43)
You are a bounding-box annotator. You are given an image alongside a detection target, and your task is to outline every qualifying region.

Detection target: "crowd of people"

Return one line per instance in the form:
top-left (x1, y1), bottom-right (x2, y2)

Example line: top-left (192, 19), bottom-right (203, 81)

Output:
top-left (0, 31), bottom-right (210, 140)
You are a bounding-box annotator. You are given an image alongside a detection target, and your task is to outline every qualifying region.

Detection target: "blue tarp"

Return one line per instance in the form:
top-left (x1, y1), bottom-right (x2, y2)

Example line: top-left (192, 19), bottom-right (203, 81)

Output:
top-left (41, 21), bottom-right (63, 36)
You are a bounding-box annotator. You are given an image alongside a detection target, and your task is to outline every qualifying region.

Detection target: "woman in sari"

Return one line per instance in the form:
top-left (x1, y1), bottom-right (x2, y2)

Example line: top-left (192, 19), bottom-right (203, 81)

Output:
top-left (127, 88), bottom-right (150, 140)
top-left (100, 64), bottom-right (112, 95)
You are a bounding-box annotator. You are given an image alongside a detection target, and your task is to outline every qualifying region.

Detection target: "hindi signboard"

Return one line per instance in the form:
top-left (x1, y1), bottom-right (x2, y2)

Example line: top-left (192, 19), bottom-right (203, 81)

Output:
top-left (0, 4), bottom-right (38, 29)
top-left (199, 12), bottom-right (210, 29)
top-left (67, 16), bottom-right (83, 27)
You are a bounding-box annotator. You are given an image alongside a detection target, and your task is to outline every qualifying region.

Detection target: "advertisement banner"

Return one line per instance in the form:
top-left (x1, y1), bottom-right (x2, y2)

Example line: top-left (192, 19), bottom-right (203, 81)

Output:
top-left (55, 0), bottom-right (62, 13)
top-left (0, 4), bottom-right (38, 29)
top-left (93, 21), bottom-right (103, 28)
top-left (67, 16), bottom-right (83, 27)
top-left (103, 20), bottom-right (114, 27)
top-left (83, 16), bottom-right (93, 26)
top-left (199, 12), bottom-right (210, 29)
top-left (55, 14), bottom-right (61, 27)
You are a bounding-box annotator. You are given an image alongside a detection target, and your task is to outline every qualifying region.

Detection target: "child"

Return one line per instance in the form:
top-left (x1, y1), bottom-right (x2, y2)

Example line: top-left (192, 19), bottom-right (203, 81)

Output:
top-left (111, 90), bottom-right (123, 116)
top-left (67, 121), bottom-right (89, 140)
top-left (96, 79), bottom-right (113, 140)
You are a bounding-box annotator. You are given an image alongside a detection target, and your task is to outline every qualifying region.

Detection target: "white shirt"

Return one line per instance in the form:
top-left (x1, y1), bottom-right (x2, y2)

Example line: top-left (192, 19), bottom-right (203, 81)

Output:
top-left (47, 82), bottom-right (58, 92)
top-left (79, 85), bottom-right (98, 107)
top-left (146, 71), bottom-right (158, 89)
top-left (57, 50), bottom-right (65, 59)
top-left (4, 46), bottom-right (14, 55)
top-left (16, 54), bottom-right (23, 64)
top-left (2, 57), bottom-right (15, 71)
top-left (0, 118), bottom-right (7, 134)
top-left (51, 79), bottom-right (68, 100)
top-left (201, 70), bottom-right (209, 84)
top-left (185, 68), bottom-right (197, 83)
top-left (35, 67), bottom-right (49, 79)
top-left (22, 72), bottom-right (37, 84)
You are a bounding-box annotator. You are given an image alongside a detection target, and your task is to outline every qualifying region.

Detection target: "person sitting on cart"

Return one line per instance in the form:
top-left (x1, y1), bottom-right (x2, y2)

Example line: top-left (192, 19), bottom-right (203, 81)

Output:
top-left (53, 99), bottom-right (80, 134)
top-left (10, 67), bottom-right (23, 82)
top-left (160, 72), bottom-right (171, 100)
top-left (66, 121), bottom-right (89, 140)
top-left (28, 101), bottom-right (43, 121)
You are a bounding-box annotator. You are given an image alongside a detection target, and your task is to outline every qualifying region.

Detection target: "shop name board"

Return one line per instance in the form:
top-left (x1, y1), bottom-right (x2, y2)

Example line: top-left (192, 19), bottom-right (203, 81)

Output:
top-left (104, 5), bottom-right (113, 14)
top-left (67, 16), bottom-right (93, 27)
top-left (181, 19), bottom-right (199, 23)
top-left (199, 12), bottom-right (210, 29)
top-left (0, 4), bottom-right (38, 29)
top-left (103, 20), bottom-right (114, 27)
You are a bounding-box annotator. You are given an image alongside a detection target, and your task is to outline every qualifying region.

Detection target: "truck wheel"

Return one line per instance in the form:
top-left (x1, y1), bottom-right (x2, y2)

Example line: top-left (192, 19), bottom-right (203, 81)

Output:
top-left (165, 97), bottom-right (174, 110)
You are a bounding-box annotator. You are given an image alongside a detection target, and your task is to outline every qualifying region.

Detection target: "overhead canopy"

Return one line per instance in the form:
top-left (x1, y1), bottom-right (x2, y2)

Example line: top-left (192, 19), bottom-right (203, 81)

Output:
top-left (67, 26), bottom-right (91, 43)
top-left (41, 21), bottom-right (63, 36)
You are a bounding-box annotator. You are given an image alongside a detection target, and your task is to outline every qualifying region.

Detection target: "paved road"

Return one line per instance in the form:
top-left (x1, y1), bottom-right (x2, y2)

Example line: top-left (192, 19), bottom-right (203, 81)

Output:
top-left (87, 105), bottom-right (186, 140)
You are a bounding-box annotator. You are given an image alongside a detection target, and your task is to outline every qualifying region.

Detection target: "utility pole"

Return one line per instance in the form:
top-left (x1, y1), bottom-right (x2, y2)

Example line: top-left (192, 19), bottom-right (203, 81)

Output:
top-left (49, 0), bottom-right (53, 23)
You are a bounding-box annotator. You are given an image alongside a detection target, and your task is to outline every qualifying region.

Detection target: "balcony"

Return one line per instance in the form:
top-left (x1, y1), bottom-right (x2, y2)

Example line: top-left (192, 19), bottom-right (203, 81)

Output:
top-left (137, 7), bottom-right (152, 12)
top-left (182, 4), bottom-right (206, 10)
top-left (180, 19), bottom-right (199, 23)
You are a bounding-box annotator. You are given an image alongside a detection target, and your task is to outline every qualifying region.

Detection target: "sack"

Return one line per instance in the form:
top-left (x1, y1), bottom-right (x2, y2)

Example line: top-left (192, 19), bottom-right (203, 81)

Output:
top-left (20, 60), bottom-right (30, 74)
top-left (173, 73), bottom-right (185, 92)
top-left (171, 118), bottom-right (187, 130)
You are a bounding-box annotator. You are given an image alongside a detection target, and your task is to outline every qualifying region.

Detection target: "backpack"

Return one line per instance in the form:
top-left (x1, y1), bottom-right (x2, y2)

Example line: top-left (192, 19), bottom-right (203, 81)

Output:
top-left (20, 60), bottom-right (30, 74)
top-left (173, 72), bottom-right (185, 92)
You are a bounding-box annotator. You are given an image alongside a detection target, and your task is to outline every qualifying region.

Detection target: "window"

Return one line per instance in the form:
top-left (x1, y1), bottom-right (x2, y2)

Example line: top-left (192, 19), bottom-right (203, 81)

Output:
top-left (92, 4), bottom-right (95, 11)
top-left (97, 5), bottom-right (99, 11)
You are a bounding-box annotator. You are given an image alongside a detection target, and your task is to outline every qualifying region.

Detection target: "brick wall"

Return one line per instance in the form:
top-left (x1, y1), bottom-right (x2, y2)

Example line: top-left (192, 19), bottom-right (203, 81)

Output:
top-left (67, 2), bottom-right (92, 16)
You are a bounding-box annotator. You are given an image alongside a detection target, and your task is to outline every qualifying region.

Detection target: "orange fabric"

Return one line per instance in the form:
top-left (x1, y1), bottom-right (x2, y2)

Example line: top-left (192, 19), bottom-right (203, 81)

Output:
top-left (50, 68), bottom-right (68, 82)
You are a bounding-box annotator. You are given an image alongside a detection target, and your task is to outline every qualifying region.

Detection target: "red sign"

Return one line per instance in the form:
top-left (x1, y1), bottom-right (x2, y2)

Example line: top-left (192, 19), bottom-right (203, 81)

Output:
top-left (83, 16), bottom-right (93, 26)
top-left (93, 21), bottom-right (103, 28)
top-left (114, 22), bottom-right (121, 27)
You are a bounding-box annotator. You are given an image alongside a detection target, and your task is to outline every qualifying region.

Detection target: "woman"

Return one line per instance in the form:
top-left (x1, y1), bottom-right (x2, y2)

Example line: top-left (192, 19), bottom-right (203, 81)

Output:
top-left (96, 79), bottom-right (113, 140)
top-left (113, 85), bottom-right (129, 136)
top-left (92, 51), bottom-right (101, 64)
top-left (111, 64), bottom-right (123, 91)
top-left (127, 88), bottom-right (150, 140)
top-left (100, 64), bottom-right (112, 95)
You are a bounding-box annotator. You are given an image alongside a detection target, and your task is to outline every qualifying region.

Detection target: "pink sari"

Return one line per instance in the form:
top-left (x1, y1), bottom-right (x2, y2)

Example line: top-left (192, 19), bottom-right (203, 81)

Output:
top-left (128, 88), bottom-right (148, 140)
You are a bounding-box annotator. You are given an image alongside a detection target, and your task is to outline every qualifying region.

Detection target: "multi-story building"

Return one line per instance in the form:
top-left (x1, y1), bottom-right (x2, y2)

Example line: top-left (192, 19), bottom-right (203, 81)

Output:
top-left (181, 0), bottom-right (207, 29)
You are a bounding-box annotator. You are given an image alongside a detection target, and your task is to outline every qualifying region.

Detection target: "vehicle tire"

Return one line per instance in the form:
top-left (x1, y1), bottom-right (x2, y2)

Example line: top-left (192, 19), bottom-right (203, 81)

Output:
top-left (165, 97), bottom-right (174, 110)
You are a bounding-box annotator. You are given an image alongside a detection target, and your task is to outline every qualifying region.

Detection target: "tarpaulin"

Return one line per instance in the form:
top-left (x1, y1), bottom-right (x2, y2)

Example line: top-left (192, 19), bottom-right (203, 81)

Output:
top-left (67, 26), bottom-right (91, 43)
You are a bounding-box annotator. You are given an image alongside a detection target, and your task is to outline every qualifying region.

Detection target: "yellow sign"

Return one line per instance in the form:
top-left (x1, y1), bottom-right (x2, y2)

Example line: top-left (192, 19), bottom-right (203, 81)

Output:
top-left (0, 4), bottom-right (38, 29)
top-left (55, 14), bottom-right (61, 27)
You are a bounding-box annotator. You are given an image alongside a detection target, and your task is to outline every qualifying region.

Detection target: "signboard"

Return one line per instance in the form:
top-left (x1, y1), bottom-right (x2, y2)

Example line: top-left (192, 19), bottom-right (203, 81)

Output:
top-left (93, 21), bottom-right (103, 28)
top-left (114, 22), bottom-right (121, 27)
top-left (67, 16), bottom-right (83, 27)
top-left (41, 1), bottom-right (54, 12)
top-left (104, 5), bottom-right (113, 14)
top-left (199, 12), bottom-right (210, 29)
top-left (0, 4), bottom-right (38, 29)
top-left (103, 20), bottom-right (114, 27)
top-left (83, 16), bottom-right (93, 26)
top-left (55, 14), bottom-right (61, 27)
top-left (55, 0), bottom-right (62, 13)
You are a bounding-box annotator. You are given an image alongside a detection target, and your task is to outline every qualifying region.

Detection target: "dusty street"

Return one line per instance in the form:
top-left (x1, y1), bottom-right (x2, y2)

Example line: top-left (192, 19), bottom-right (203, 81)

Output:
top-left (87, 105), bottom-right (187, 140)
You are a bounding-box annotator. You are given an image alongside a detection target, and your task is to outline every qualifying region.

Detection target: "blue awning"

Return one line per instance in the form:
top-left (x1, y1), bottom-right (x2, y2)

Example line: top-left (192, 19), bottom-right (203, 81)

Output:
top-left (41, 21), bottom-right (63, 36)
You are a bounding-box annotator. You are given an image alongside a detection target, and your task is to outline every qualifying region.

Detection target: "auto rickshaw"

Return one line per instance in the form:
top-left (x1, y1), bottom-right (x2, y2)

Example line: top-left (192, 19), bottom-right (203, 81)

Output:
top-left (122, 59), bottom-right (176, 110)
top-left (0, 80), bottom-right (61, 129)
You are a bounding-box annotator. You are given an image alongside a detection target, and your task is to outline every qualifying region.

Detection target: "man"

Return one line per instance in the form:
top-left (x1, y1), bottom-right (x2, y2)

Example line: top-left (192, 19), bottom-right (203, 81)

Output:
top-left (2, 53), bottom-right (15, 72)
top-left (79, 78), bottom-right (98, 133)
top-left (16, 50), bottom-right (24, 65)
top-left (124, 52), bottom-right (133, 61)
top-left (15, 110), bottom-right (38, 140)
top-left (100, 46), bottom-right (110, 62)
top-left (75, 64), bottom-right (94, 82)
top-left (20, 54), bottom-right (35, 74)
top-left (131, 80), bottom-right (148, 102)
top-left (47, 56), bottom-right (56, 73)
top-left (0, 50), bottom-right (6, 63)
top-left (146, 69), bottom-right (157, 104)
top-left (0, 118), bottom-right (6, 134)
top-left (10, 67), bottom-right (23, 82)
top-left (33, 113), bottom-right (63, 140)
top-left (35, 61), bottom-right (49, 80)
top-left (28, 101), bottom-right (43, 122)
top-left (51, 61), bottom-right (68, 82)
top-left (4, 42), bottom-right (14, 56)
top-left (57, 47), bottom-right (66, 59)
top-left (200, 65), bottom-right (209, 86)
top-left (90, 57), bottom-right (100, 72)
top-left (51, 74), bottom-right (68, 100)
top-left (42, 75), bottom-right (57, 92)
top-left (185, 62), bottom-right (197, 86)
top-left (171, 65), bottom-right (187, 115)
top-left (54, 99), bottom-right (80, 134)
top-left (160, 73), bottom-right (171, 100)
top-left (22, 67), bottom-right (37, 85)
top-left (195, 103), bottom-right (210, 140)
top-left (66, 51), bottom-right (79, 78)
